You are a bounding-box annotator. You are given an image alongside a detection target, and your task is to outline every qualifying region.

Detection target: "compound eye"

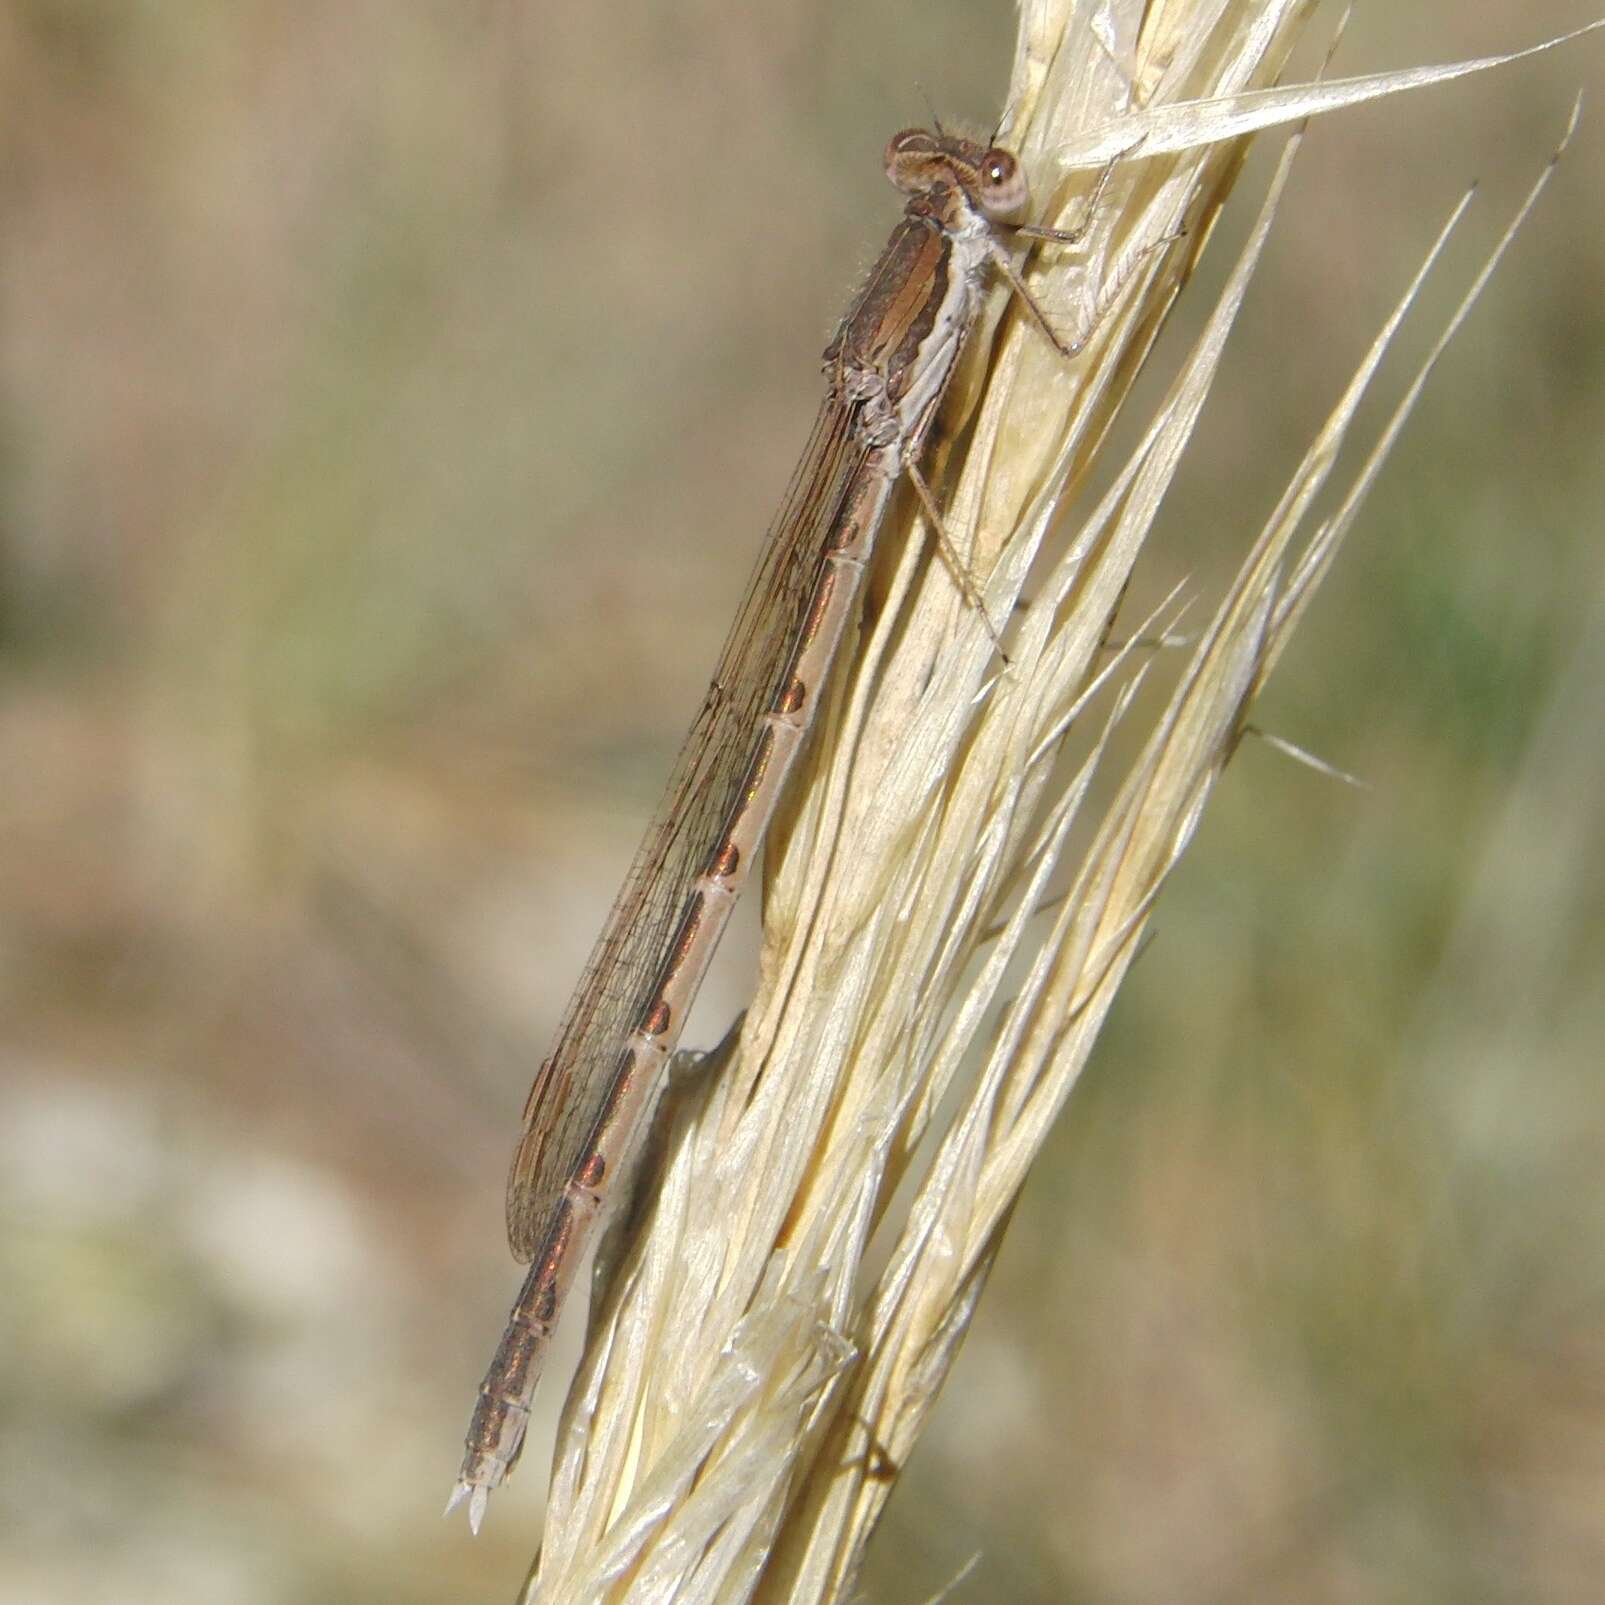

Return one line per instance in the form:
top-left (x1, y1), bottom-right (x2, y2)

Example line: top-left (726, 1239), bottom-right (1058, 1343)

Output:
top-left (978, 146), bottom-right (1029, 222)
top-left (884, 127), bottom-right (939, 192)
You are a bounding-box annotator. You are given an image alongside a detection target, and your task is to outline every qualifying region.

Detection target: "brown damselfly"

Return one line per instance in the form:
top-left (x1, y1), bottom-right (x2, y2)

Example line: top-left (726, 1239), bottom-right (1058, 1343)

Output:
top-left (452, 125), bottom-right (1116, 1532)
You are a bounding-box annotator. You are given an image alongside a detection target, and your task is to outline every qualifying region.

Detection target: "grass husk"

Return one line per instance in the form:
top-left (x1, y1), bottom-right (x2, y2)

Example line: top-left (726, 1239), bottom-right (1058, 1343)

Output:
top-left (522, 4), bottom-right (1591, 1599)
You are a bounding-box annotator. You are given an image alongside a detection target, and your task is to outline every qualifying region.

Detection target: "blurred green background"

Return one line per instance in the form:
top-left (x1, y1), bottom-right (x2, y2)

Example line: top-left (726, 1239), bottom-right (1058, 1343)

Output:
top-left (2, 4), bottom-right (1602, 1601)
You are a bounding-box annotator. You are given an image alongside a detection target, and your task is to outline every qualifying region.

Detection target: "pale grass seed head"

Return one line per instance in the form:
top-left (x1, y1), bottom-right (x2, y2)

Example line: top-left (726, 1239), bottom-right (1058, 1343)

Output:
top-left (524, 3), bottom-right (1592, 1600)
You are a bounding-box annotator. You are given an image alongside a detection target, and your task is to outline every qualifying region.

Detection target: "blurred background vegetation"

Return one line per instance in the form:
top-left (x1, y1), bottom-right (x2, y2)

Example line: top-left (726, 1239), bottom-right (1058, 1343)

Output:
top-left (2, 4), bottom-right (1601, 1601)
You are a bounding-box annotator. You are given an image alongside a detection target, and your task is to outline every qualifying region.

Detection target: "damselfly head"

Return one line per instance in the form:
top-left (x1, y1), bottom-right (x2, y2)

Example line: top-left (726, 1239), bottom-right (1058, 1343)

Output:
top-left (883, 129), bottom-right (1032, 226)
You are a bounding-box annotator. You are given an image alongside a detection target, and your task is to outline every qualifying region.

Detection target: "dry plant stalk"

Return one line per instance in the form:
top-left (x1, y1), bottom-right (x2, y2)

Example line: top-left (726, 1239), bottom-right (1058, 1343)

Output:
top-left (520, 3), bottom-right (1594, 1599)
